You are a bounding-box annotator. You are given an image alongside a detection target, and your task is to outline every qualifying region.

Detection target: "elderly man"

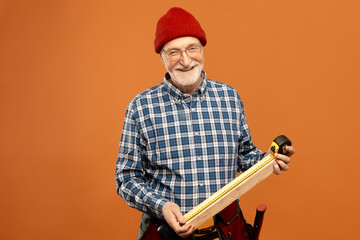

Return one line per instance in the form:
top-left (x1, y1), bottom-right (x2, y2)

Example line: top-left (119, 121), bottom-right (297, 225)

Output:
top-left (116, 7), bottom-right (295, 240)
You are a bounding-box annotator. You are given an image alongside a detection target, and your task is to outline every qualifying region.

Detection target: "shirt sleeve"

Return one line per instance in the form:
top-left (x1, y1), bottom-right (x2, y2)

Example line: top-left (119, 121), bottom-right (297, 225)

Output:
top-left (236, 94), bottom-right (266, 171)
top-left (115, 102), bottom-right (169, 218)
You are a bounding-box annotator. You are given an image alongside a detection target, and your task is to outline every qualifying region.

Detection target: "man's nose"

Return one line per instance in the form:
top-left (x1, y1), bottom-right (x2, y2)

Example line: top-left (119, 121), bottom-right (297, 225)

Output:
top-left (179, 51), bottom-right (191, 66)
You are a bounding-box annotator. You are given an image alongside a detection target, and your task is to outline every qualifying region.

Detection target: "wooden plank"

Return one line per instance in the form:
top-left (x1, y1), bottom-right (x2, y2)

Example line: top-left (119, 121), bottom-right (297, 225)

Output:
top-left (184, 154), bottom-right (275, 229)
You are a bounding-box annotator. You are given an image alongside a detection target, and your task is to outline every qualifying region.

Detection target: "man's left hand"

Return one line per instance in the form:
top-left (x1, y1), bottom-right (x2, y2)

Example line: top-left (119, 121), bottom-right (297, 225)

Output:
top-left (271, 146), bottom-right (295, 175)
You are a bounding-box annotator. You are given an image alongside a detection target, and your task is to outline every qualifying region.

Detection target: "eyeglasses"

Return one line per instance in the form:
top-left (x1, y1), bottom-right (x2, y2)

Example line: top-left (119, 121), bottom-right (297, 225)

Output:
top-left (162, 44), bottom-right (203, 61)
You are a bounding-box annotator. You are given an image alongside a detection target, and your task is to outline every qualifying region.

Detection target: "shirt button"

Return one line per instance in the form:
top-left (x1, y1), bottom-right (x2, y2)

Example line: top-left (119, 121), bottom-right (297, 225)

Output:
top-left (199, 183), bottom-right (204, 187)
top-left (197, 157), bottom-right (201, 160)
top-left (194, 132), bottom-right (199, 136)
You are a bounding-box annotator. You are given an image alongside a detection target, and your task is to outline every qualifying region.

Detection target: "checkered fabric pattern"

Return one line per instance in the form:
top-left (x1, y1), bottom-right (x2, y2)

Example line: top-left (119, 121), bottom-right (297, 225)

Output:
top-left (115, 71), bottom-right (265, 218)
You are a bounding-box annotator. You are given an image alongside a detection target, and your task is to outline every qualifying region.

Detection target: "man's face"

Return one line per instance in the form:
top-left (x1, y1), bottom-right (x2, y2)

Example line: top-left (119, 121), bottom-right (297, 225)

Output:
top-left (161, 36), bottom-right (204, 91)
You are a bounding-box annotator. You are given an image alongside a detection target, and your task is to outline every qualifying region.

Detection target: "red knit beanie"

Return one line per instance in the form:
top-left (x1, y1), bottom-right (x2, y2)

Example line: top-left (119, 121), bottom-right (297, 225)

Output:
top-left (154, 7), bottom-right (207, 53)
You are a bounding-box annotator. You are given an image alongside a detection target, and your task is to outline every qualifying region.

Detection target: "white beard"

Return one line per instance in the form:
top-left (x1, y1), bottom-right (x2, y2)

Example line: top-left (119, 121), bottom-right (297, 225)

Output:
top-left (168, 62), bottom-right (203, 87)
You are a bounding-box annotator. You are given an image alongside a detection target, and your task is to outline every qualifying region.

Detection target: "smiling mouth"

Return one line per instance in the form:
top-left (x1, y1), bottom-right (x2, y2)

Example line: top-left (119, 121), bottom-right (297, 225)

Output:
top-left (177, 65), bottom-right (196, 72)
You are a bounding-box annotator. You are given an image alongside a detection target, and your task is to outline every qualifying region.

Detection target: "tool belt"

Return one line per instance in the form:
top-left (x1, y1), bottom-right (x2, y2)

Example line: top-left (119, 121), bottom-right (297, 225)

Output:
top-left (142, 200), bottom-right (254, 240)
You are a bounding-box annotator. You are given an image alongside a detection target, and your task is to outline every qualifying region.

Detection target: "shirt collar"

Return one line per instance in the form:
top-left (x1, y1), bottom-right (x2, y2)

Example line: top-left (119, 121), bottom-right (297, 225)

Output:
top-left (163, 70), bottom-right (207, 100)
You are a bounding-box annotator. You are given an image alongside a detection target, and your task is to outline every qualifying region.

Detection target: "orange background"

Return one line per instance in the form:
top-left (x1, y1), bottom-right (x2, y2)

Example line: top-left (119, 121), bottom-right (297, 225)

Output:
top-left (1, 0), bottom-right (359, 239)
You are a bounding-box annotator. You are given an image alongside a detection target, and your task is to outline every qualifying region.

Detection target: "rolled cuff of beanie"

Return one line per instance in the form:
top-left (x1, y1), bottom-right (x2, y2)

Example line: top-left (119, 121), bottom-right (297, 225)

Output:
top-left (155, 25), bottom-right (206, 53)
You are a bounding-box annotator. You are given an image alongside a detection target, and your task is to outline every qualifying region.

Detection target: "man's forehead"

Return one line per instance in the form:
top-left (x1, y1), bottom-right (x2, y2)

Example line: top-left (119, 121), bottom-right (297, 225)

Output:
top-left (162, 36), bottom-right (201, 50)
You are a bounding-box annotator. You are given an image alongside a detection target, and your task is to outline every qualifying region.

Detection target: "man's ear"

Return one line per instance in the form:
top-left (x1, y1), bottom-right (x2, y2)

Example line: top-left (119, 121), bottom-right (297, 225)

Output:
top-left (160, 53), bottom-right (165, 64)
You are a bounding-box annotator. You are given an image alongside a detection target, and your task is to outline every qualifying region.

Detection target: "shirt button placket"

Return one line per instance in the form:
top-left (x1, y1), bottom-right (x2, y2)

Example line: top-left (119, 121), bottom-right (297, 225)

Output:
top-left (199, 182), bottom-right (205, 193)
top-left (191, 106), bottom-right (199, 138)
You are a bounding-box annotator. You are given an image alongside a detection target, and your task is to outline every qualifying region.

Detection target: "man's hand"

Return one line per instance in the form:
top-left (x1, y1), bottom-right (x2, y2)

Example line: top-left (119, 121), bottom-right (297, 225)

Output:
top-left (162, 202), bottom-right (195, 238)
top-left (265, 146), bottom-right (295, 175)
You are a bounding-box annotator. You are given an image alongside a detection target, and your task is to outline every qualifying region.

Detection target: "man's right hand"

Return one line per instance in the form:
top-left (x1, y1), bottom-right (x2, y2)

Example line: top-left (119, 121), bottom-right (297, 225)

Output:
top-left (162, 202), bottom-right (195, 238)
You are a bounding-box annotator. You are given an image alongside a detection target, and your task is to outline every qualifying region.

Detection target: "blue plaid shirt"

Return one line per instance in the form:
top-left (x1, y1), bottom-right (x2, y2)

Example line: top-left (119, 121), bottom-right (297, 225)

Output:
top-left (115, 71), bottom-right (265, 218)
